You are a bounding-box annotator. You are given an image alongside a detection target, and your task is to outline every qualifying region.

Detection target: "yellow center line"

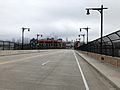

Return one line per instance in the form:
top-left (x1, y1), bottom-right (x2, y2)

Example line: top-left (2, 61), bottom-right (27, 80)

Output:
top-left (0, 51), bottom-right (63, 65)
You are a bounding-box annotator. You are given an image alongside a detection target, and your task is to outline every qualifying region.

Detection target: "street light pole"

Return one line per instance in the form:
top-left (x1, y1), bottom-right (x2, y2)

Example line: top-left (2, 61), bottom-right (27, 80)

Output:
top-left (79, 34), bottom-right (85, 44)
top-left (101, 5), bottom-right (103, 55)
top-left (36, 34), bottom-right (43, 49)
top-left (79, 38), bottom-right (81, 41)
top-left (37, 34), bottom-right (43, 43)
top-left (21, 27), bottom-right (30, 50)
top-left (37, 34), bottom-right (40, 44)
top-left (86, 5), bottom-right (108, 54)
top-left (80, 27), bottom-right (90, 44)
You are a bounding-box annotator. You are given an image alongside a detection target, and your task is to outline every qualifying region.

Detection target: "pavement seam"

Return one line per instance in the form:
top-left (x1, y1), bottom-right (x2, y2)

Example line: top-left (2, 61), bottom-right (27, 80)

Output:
top-left (75, 50), bottom-right (120, 90)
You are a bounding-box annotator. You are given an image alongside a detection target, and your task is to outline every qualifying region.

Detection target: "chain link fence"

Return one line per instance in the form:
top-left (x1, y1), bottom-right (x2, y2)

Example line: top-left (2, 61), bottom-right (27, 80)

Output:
top-left (79, 30), bottom-right (120, 57)
top-left (0, 41), bottom-right (32, 50)
top-left (0, 41), bottom-right (14, 50)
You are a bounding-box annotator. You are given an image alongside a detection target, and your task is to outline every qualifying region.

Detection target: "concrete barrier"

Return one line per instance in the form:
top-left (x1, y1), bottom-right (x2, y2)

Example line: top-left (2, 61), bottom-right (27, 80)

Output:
top-left (0, 50), bottom-right (40, 56)
top-left (79, 51), bottom-right (120, 67)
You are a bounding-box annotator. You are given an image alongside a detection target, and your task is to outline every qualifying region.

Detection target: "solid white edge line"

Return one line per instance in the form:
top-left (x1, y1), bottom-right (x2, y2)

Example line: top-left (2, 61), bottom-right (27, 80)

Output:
top-left (73, 51), bottom-right (89, 90)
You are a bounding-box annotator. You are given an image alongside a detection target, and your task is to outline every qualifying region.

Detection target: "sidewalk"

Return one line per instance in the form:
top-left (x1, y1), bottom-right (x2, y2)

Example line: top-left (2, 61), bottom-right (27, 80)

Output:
top-left (76, 51), bottom-right (120, 90)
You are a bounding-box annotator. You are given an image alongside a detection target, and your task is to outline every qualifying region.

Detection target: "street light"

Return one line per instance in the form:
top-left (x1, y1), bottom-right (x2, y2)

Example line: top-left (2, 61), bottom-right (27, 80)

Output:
top-left (86, 5), bottom-right (108, 54)
top-left (76, 39), bottom-right (77, 41)
top-left (21, 27), bottom-right (30, 50)
top-left (79, 34), bottom-right (85, 44)
top-left (37, 34), bottom-right (42, 44)
top-left (80, 27), bottom-right (90, 44)
top-left (78, 38), bottom-right (81, 42)
top-left (77, 35), bottom-right (81, 41)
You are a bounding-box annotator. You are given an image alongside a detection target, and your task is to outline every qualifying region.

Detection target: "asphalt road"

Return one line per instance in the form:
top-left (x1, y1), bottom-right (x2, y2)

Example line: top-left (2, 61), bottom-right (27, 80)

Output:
top-left (0, 49), bottom-right (115, 90)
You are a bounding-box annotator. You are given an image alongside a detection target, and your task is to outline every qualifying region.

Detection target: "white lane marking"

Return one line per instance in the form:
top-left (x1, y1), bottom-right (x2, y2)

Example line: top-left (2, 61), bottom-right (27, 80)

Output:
top-left (42, 61), bottom-right (50, 66)
top-left (73, 51), bottom-right (89, 90)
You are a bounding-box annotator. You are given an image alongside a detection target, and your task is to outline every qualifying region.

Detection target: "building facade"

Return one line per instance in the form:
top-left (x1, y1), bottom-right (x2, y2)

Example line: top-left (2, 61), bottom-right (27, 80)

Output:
top-left (30, 38), bottom-right (66, 49)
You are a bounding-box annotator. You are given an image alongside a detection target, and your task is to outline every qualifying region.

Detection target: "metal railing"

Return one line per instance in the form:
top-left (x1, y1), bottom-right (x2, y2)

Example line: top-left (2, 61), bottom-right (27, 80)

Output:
top-left (79, 30), bottom-right (120, 57)
top-left (0, 41), bottom-right (31, 50)
top-left (0, 41), bottom-right (14, 50)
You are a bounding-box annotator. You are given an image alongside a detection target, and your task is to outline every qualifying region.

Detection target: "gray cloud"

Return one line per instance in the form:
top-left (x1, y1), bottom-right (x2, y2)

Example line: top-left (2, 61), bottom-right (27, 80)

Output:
top-left (0, 0), bottom-right (120, 42)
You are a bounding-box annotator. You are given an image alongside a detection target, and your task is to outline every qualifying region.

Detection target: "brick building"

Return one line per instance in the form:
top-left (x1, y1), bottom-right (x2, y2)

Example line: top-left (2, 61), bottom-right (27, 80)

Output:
top-left (30, 38), bottom-right (66, 49)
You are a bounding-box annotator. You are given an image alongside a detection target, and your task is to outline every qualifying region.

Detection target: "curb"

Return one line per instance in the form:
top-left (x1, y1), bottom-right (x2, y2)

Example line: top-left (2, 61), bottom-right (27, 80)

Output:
top-left (75, 51), bottom-right (120, 90)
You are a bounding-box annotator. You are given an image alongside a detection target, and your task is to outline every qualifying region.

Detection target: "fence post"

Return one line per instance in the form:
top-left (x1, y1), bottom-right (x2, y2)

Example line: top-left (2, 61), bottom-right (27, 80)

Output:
top-left (3, 41), bottom-right (4, 50)
top-left (9, 41), bottom-right (10, 50)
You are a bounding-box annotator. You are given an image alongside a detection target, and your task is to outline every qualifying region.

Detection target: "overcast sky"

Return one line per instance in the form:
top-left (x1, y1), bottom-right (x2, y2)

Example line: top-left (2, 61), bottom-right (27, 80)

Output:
top-left (0, 0), bottom-right (120, 42)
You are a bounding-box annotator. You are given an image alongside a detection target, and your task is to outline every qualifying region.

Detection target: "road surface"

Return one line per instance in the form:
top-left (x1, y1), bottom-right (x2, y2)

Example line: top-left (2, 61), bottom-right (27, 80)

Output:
top-left (0, 49), bottom-right (115, 90)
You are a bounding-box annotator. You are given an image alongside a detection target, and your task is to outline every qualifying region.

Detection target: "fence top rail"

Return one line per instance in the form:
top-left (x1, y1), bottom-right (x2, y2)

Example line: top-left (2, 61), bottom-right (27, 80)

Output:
top-left (86, 30), bottom-right (120, 46)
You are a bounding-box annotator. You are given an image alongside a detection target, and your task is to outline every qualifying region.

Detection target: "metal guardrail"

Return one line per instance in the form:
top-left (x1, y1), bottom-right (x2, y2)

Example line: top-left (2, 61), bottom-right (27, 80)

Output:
top-left (0, 41), bottom-right (31, 50)
top-left (0, 41), bottom-right (14, 50)
top-left (79, 30), bottom-right (120, 57)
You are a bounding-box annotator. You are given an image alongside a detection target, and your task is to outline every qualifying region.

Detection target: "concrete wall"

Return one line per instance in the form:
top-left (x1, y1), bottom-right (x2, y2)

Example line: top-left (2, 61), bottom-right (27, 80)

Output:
top-left (0, 50), bottom-right (40, 56)
top-left (80, 51), bottom-right (120, 67)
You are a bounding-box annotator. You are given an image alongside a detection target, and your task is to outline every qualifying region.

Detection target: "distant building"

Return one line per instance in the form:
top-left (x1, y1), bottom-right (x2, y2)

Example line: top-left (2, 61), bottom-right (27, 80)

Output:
top-left (65, 41), bottom-right (74, 49)
top-left (30, 38), bottom-right (66, 49)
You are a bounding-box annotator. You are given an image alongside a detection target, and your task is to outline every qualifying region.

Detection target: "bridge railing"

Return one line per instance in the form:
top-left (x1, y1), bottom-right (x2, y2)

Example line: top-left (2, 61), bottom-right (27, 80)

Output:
top-left (0, 41), bottom-right (31, 50)
top-left (79, 30), bottom-right (120, 57)
top-left (0, 41), bottom-right (15, 50)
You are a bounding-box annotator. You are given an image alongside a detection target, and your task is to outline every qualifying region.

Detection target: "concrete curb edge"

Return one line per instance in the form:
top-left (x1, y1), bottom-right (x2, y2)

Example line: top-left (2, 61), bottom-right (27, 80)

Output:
top-left (75, 50), bottom-right (120, 90)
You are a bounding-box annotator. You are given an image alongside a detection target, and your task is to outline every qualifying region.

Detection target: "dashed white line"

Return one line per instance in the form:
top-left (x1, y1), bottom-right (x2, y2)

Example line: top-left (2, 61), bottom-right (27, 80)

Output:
top-left (73, 51), bottom-right (89, 90)
top-left (42, 61), bottom-right (50, 66)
